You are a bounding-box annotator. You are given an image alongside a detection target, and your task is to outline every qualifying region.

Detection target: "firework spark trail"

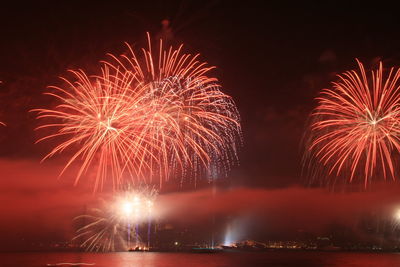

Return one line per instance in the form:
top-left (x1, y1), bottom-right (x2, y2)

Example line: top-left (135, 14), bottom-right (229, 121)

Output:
top-left (35, 34), bottom-right (242, 190)
top-left (33, 66), bottom-right (155, 190)
top-left (305, 60), bottom-right (400, 186)
top-left (73, 187), bottom-right (157, 252)
top-left (73, 204), bottom-right (132, 252)
top-left (110, 33), bottom-right (242, 185)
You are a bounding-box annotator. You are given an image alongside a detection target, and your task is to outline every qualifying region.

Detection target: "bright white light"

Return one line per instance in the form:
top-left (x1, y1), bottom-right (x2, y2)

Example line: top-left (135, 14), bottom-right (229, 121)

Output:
top-left (115, 191), bottom-right (158, 222)
top-left (223, 224), bottom-right (233, 246)
top-left (133, 196), bottom-right (140, 205)
top-left (121, 201), bottom-right (133, 217)
top-left (395, 209), bottom-right (400, 221)
top-left (223, 218), bottom-right (248, 246)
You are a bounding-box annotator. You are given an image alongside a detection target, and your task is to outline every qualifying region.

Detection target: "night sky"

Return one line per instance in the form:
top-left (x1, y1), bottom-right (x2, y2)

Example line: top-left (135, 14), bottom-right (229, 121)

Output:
top-left (2, 1), bottom-right (400, 250)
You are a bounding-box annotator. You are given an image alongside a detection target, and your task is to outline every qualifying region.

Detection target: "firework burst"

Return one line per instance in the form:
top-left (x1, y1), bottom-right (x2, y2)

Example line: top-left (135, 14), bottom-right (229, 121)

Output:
top-left (73, 187), bottom-right (158, 252)
top-left (73, 200), bottom-right (138, 252)
top-left (33, 66), bottom-right (152, 190)
top-left (108, 33), bottom-right (242, 185)
top-left (35, 34), bottom-right (242, 189)
top-left (305, 60), bottom-right (400, 186)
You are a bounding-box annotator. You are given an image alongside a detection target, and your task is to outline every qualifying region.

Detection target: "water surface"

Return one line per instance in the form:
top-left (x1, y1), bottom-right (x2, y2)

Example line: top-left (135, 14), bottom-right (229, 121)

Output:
top-left (2, 251), bottom-right (400, 267)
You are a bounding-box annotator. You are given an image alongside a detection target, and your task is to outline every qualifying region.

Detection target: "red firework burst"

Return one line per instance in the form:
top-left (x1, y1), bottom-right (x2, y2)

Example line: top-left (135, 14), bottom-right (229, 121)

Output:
top-left (108, 34), bottom-right (242, 185)
top-left (306, 60), bottom-right (400, 186)
top-left (34, 34), bottom-right (242, 190)
top-left (34, 66), bottom-right (153, 190)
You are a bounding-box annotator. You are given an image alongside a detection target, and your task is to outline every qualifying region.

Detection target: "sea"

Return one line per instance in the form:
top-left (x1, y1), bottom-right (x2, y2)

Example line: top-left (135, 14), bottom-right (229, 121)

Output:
top-left (1, 251), bottom-right (400, 267)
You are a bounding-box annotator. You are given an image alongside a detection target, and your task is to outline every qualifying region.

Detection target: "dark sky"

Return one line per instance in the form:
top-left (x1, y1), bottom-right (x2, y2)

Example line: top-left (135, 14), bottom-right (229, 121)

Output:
top-left (3, 1), bottom-right (400, 187)
top-left (2, 0), bottom-right (400, 250)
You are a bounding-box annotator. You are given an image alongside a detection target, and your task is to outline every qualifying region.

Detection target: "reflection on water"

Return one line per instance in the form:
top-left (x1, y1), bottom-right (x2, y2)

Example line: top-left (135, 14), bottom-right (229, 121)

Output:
top-left (2, 251), bottom-right (400, 267)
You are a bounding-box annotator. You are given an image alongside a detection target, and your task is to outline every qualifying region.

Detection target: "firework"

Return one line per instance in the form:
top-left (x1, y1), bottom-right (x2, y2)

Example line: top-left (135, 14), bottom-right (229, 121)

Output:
top-left (34, 65), bottom-right (155, 190)
top-left (73, 187), bottom-right (158, 252)
top-left (305, 60), bottom-right (400, 186)
top-left (35, 34), bottom-right (242, 189)
top-left (109, 33), bottom-right (242, 184)
top-left (73, 202), bottom-right (133, 252)
top-left (116, 185), bottom-right (158, 221)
